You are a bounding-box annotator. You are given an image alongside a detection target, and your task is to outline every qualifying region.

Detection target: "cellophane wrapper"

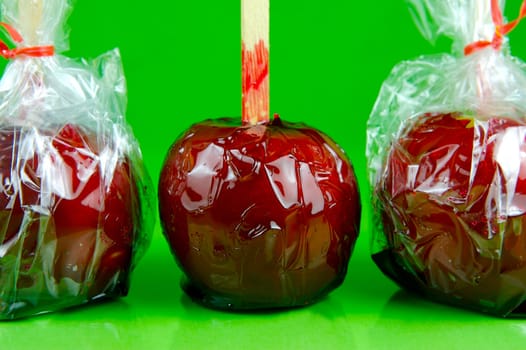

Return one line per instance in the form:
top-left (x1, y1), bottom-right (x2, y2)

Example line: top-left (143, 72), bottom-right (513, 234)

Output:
top-left (0, 0), bottom-right (154, 319)
top-left (367, 0), bottom-right (526, 316)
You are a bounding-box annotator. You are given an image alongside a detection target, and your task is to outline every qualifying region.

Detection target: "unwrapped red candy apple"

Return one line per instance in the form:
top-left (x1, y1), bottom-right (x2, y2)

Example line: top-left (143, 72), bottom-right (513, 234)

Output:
top-left (159, 116), bottom-right (361, 309)
top-left (375, 112), bottom-right (526, 315)
top-left (0, 124), bottom-right (140, 319)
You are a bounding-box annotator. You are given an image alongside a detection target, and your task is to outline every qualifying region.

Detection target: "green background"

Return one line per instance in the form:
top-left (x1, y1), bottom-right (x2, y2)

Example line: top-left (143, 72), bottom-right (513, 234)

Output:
top-left (4, 0), bottom-right (526, 349)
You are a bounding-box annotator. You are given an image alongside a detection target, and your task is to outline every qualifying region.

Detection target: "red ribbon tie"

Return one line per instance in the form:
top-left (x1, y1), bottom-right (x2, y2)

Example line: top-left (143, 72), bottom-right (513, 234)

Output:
top-left (0, 22), bottom-right (54, 59)
top-left (464, 0), bottom-right (526, 55)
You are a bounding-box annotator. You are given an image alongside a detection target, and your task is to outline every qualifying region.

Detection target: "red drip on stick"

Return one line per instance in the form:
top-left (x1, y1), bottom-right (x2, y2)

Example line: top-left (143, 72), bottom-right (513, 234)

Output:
top-left (0, 22), bottom-right (54, 59)
top-left (464, 0), bottom-right (526, 55)
top-left (242, 0), bottom-right (270, 125)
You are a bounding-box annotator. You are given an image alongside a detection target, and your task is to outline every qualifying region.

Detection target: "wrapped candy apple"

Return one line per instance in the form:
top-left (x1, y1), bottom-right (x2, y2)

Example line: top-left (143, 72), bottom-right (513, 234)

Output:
top-left (367, 0), bottom-right (526, 316)
top-left (0, 0), bottom-right (153, 319)
top-left (159, 0), bottom-right (360, 310)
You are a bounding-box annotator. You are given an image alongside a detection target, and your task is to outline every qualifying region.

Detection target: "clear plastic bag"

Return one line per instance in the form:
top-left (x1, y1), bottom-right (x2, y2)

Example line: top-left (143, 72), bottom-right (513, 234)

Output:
top-left (0, 0), bottom-right (154, 319)
top-left (367, 0), bottom-right (526, 316)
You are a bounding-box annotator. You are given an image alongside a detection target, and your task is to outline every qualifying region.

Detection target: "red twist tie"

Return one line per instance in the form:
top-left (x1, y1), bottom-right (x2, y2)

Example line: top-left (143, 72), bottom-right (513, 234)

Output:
top-left (0, 22), bottom-right (54, 59)
top-left (464, 0), bottom-right (526, 55)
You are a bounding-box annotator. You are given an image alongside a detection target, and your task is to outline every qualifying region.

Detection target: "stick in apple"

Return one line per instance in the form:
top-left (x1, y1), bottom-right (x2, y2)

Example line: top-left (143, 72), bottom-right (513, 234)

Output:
top-left (18, 0), bottom-right (43, 46)
top-left (14, 0), bottom-right (47, 123)
top-left (242, 0), bottom-right (269, 125)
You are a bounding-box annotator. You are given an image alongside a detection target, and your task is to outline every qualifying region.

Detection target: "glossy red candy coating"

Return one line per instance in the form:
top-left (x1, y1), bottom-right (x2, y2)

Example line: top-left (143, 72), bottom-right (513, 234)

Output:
top-left (0, 124), bottom-right (138, 319)
top-left (375, 113), bottom-right (526, 316)
top-left (159, 117), bottom-right (361, 309)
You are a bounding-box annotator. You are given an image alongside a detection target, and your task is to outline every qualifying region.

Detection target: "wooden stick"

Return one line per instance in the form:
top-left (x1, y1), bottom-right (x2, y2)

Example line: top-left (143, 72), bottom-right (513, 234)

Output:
top-left (18, 0), bottom-right (44, 46)
top-left (242, 0), bottom-right (270, 125)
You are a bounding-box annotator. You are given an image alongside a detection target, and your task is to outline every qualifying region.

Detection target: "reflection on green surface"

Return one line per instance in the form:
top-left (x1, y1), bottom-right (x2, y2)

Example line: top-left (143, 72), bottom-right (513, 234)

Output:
top-left (3, 232), bottom-right (526, 350)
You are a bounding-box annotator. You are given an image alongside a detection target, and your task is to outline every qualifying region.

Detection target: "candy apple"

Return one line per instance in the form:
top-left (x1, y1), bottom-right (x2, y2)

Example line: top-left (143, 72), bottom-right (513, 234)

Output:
top-left (0, 123), bottom-right (140, 319)
top-left (159, 116), bottom-right (361, 309)
top-left (375, 112), bottom-right (526, 316)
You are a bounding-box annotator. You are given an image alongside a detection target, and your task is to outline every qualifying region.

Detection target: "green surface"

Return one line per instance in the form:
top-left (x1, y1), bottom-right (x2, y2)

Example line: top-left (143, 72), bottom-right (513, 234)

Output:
top-left (5, 0), bottom-right (526, 349)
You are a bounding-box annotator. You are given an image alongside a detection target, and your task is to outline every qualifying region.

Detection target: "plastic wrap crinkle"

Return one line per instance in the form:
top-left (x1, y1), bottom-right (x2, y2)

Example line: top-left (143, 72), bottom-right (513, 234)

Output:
top-left (367, 0), bottom-right (526, 316)
top-left (0, 0), bottom-right (154, 319)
